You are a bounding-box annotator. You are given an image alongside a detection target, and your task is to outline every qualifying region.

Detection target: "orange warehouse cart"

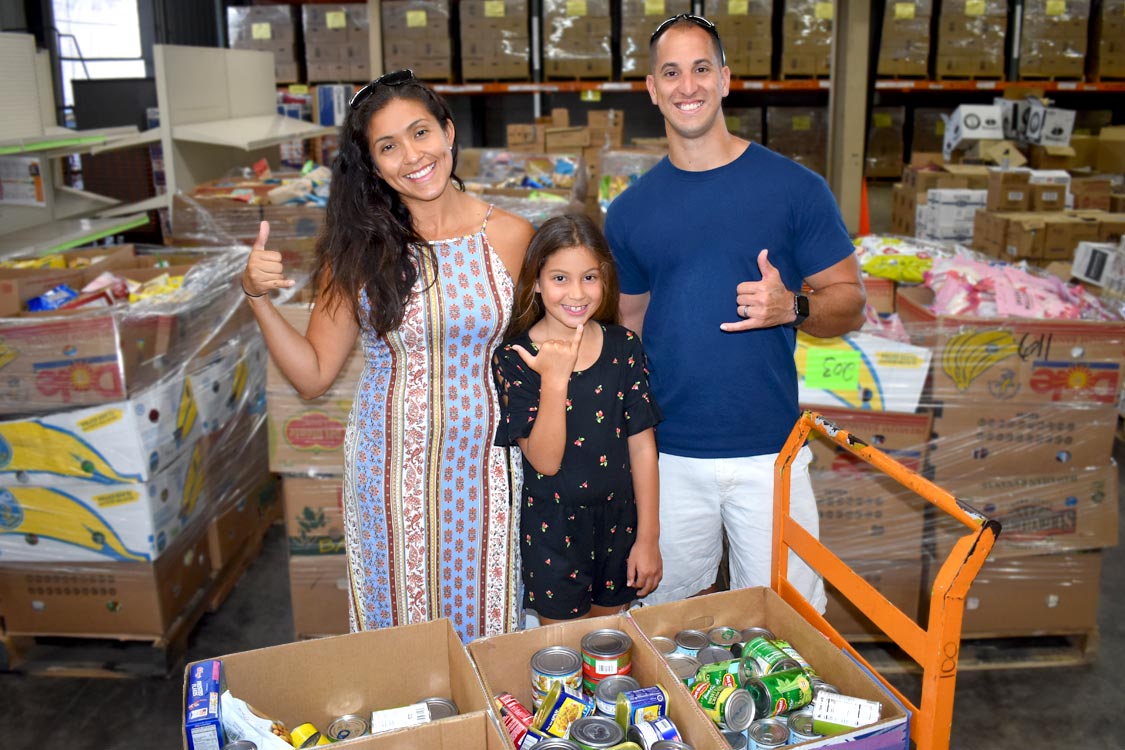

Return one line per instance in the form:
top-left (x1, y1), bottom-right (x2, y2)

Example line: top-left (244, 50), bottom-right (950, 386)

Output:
top-left (774, 411), bottom-right (1001, 750)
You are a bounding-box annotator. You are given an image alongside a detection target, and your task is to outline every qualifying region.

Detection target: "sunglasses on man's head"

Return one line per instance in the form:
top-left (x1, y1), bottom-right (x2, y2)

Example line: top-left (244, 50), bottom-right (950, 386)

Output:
top-left (650, 14), bottom-right (725, 64)
top-left (349, 69), bottom-right (416, 111)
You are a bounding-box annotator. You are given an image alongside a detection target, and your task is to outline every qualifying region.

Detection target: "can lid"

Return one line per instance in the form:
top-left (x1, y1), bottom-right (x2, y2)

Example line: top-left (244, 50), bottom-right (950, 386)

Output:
top-left (570, 716), bottom-right (626, 747)
top-left (326, 714), bottom-right (369, 740)
top-left (696, 646), bottom-right (734, 665)
top-left (421, 697), bottom-right (459, 720)
top-left (739, 626), bottom-right (775, 643)
top-left (221, 742), bottom-right (259, 750)
top-left (650, 636), bottom-right (677, 654)
top-left (674, 630), bottom-right (710, 650)
top-left (532, 646), bottom-right (582, 676)
top-left (533, 739), bottom-right (583, 750)
top-left (748, 717), bottom-right (790, 745)
top-left (708, 626), bottom-right (741, 646)
top-left (788, 709), bottom-right (820, 737)
top-left (595, 674), bottom-right (641, 701)
top-left (722, 688), bottom-right (756, 732)
top-left (720, 730), bottom-right (748, 750)
top-left (650, 741), bottom-right (694, 750)
top-left (582, 629), bottom-right (633, 658)
top-left (664, 653), bottom-right (702, 679)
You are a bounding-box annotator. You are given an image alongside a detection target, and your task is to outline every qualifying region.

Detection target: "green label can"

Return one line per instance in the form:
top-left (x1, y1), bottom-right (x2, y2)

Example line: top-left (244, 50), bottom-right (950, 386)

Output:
top-left (689, 683), bottom-right (755, 731)
top-left (744, 668), bottom-right (813, 718)
top-left (694, 659), bottom-right (742, 688)
top-left (742, 637), bottom-right (802, 675)
top-left (770, 639), bottom-right (817, 679)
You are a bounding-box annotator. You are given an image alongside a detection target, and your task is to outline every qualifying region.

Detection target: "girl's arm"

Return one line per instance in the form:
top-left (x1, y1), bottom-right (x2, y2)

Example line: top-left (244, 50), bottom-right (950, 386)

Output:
top-left (513, 324), bottom-right (585, 476)
top-left (626, 427), bottom-right (662, 597)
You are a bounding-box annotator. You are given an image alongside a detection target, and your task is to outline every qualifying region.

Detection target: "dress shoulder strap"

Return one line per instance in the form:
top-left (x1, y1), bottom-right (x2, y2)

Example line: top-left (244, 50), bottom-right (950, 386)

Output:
top-left (481, 203), bottom-right (495, 233)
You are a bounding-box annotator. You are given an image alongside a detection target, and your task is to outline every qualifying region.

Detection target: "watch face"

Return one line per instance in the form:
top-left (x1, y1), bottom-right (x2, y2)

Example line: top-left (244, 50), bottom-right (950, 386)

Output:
top-left (795, 294), bottom-right (810, 318)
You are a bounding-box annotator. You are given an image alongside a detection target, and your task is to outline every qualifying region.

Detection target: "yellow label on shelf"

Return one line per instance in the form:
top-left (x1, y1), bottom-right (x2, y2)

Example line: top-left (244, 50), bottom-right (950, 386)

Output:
top-left (1045, 0), bottom-right (1066, 15)
top-left (326, 11), bottom-right (347, 28)
top-left (288, 84), bottom-right (309, 95)
top-left (814, 2), bottom-right (833, 20)
top-left (894, 2), bottom-right (915, 19)
top-left (874, 112), bottom-right (893, 128)
top-left (935, 120), bottom-right (945, 135)
top-left (567, 0), bottom-right (588, 16)
top-left (728, 0), bottom-right (749, 15)
top-left (645, 0), bottom-right (666, 15)
top-left (581, 89), bottom-right (602, 102)
top-left (406, 9), bottom-right (427, 27)
top-left (793, 115), bottom-right (812, 131)
top-left (485, 0), bottom-right (506, 17)
top-left (251, 22), bottom-right (272, 40)
top-left (965, 0), bottom-right (984, 16)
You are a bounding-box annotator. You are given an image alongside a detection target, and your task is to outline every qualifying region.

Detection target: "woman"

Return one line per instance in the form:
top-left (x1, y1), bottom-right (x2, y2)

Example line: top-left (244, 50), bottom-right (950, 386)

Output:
top-left (242, 70), bottom-right (534, 641)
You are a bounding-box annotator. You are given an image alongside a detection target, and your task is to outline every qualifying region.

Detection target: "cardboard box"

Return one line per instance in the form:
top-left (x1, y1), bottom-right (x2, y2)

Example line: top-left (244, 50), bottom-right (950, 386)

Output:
top-left (0, 517), bottom-right (213, 637)
top-left (182, 618), bottom-right (492, 749)
top-left (0, 245), bottom-right (137, 317)
top-left (812, 471), bottom-right (928, 561)
top-left (935, 464), bottom-right (1118, 560)
top-left (825, 559), bottom-right (923, 638)
top-left (283, 476), bottom-right (345, 556)
top-left (343, 712), bottom-right (510, 749)
top-left (805, 406), bottom-right (933, 474)
top-left (986, 168), bottom-right (1031, 212)
top-left (796, 331), bottom-right (932, 413)
top-left (1097, 126), bottom-right (1125, 173)
top-left (1024, 99), bottom-right (1076, 147)
top-left (468, 613), bottom-right (726, 749)
top-left (629, 587), bottom-right (910, 747)
top-left (289, 554), bottom-right (350, 637)
top-left (1031, 183), bottom-right (1066, 211)
top-left (942, 104), bottom-right (1004, 161)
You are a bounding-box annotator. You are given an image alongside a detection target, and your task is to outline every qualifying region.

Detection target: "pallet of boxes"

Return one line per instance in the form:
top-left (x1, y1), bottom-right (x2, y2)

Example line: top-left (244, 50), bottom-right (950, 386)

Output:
top-left (0, 248), bottom-right (275, 676)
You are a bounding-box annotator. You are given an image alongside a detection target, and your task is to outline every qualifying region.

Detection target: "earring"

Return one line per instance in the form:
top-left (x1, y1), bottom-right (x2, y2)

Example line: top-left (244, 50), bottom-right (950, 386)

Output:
top-left (448, 146), bottom-right (453, 151)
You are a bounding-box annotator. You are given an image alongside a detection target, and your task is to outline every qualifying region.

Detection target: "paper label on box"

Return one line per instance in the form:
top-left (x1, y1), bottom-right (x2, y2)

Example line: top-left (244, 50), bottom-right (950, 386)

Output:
top-left (894, 2), bottom-right (915, 19)
top-left (370, 703), bottom-right (431, 735)
top-left (1042, 191), bottom-right (1059, 201)
top-left (793, 115), bottom-right (812, 131)
top-left (965, 0), bottom-right (984, 15)
top-left (874, 113), bottom-right (893, 128)
top-left (251, 22), bottom-right (272, 40)
top-left (805, 349), bottom-right (860, 389)
top-left (1045, 0), bottom-right (1066, 15)
top-left (814, 2), bottom-right (833, 20)
top-left (812, 692), bottom-right (881, 735)
top-left (485, 1), bottom-right (506, 17)
top-left (288, 84), bottom-right (308, 94)
top-left (581, 90), bottom-right (602, 102)
top-left (1007, 190), bottom-right (1025, 201)
top-left (567, 0), bottom-right (588, 16)
top-left (326, 11), bottom-right (347, 28)
top-left (78, 408), bottom-right (122, 432)
top-left (935, 120), bottom-right (944, 135)
top-left (875, 352), bottom-right (925, 368)
top-left (647, 0), bottom-right (667, 15)
top-left (406, 10), bottom-right (427, 27)
top-left (728, 0), bottom-right (749, 15)
top-left (94, 490), bottom-right (140, 508)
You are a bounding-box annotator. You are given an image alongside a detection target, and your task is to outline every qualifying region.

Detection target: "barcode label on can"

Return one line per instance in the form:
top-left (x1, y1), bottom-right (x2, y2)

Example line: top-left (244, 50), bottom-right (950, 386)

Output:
top-left (595, 658), bottom-right (618, 675)
top-left (370, 703), bottom-right (431, 735)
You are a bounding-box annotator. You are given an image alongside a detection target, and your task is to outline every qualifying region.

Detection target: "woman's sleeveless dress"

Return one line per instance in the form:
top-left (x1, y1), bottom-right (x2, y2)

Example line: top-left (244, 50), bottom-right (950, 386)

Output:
top-left (342, 206), bottom-right (521, 641)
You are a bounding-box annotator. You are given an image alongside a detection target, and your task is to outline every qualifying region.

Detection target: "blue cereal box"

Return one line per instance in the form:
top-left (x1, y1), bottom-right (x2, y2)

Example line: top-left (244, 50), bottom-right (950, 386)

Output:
top-left (185, 659), bottom-right (225, 750)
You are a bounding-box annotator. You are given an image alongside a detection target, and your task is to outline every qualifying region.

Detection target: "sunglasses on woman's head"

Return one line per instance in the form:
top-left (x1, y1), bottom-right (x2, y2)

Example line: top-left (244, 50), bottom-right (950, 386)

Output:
top-left (349, 69), bottom-right (416, 111)
top-left (649, 14), bottom-right (725, 64)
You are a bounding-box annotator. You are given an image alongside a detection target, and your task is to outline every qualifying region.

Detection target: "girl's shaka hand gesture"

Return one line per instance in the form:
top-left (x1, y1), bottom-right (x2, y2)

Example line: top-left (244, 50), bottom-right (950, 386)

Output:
top-left (512, 323), bottom-right (585, 386)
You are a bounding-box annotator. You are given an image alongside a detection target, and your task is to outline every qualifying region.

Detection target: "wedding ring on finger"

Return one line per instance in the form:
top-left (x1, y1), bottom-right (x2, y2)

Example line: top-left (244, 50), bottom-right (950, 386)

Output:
top-left (740, 305), bottom-right (748, 318)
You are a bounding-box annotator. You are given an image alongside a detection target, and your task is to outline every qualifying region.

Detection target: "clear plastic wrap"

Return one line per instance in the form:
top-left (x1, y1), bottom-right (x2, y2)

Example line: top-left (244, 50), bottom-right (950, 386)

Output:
top-left (226, 5), bottom-right (301, 83)
top-left (304, 3), bottom-right (371, 83)
top-left (781, 0), bottom-right (833, 77)
top-left (461, 150), bottom-right (589, 228)
top-left (1019, 0), bottom-right (1091, 80)
top-left (935, 0), bottom-right (1006, 79)
top-left (702, 0), bottom-right (773, 78)
top-left (876, 0), bottom-right (931, 78)
top-left (620, 0), bottom-right (692, 78)
top-left (1093, 0), bottom-right (1125, 80)
top-left (542, 0), bottom-right (612, 79)
top-left (596, 148), bottom-right (666, 215)
top-left (766, 106), bottom-right (828, 176)
top-left (865, 106), bottom-right (906, 179)
top-left (460, 0), bottom-right (530, 81)
top-left (380, 0), bottom-right (453, 81)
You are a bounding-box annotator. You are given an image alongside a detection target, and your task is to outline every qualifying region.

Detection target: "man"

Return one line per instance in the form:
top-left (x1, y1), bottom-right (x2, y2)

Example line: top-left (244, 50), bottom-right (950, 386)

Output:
top-left (604, 14), bottom-right (866, 611)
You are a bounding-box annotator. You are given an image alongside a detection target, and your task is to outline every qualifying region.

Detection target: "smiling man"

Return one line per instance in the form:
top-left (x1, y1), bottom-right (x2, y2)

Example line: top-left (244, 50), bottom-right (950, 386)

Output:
top-left (604, 14), bottom-right (866, 611)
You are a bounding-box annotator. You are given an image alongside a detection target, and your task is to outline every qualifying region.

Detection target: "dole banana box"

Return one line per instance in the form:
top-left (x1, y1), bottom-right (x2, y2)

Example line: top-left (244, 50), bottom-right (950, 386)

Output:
top-left (0, 372), bottom-right (204, 486)
top-left (0, 438), bottom-right (207, 563)
top-left (190, 337), bottom-right (268, 437)
top-left (796, 331), bottom-right (932, 413)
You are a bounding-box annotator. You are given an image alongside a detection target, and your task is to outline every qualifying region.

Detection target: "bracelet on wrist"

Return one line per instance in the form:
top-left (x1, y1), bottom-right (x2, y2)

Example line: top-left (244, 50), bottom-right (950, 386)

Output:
top-left (241, 282), bottom-right (267, 299)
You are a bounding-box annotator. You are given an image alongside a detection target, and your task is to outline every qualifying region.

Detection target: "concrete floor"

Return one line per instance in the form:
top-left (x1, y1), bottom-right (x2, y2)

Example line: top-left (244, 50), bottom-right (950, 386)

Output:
top-left (0, 193), bottom-right (1120, 748)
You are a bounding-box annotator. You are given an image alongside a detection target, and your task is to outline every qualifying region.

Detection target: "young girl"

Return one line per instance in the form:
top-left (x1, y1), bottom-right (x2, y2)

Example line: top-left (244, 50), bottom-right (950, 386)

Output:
top-left (492, 214), bottom-right (662, 624)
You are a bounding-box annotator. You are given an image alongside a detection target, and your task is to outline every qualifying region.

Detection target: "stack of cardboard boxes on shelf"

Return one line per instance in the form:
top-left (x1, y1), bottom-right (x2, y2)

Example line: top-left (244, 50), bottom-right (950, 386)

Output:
top-left (542, 0), bottom-right (612, 79)
top-left (768, 106), bottom-right (829, 176)
top-left (1092, 0), bottom-right (1125, 80)
top-left (227, 5), bottom-right (301, 83)
top-left (866, 106), bottom-right (906, 180)
top-left (1018, 0), bottom-right (1091, 80)
top-left (876, 0), bottom-right (931, 78)
top-left (935, 0), bottom-right (1007, 79)
top-left (620, 0), bottom-right (690, 78)
top-left (702, 0), bottom-right (772, 78)
top-left (303, 3), bottom-right (371, 83)
top-left (460, 0), bottom-right (530, 81)
top-left (781, 0), bottom-right (833, 78)
top-left (382, 0), bottom-right (454, 81)
top-left (0, 248), bottom-right (274, 643)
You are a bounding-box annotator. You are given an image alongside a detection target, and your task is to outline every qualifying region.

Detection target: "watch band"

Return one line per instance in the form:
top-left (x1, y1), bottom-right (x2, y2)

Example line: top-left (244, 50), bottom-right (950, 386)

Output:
top-left (789, 292), bottom-right (809, 328)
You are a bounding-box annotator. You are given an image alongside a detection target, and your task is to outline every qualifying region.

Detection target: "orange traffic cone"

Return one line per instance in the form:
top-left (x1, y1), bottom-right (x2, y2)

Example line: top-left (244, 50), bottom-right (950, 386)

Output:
top-left (858, 179), bottom-right (871, 236)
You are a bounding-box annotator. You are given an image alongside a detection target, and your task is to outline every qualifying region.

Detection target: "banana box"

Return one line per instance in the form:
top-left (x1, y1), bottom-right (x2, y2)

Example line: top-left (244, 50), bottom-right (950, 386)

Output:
top-left (0, 372), bottom-right (204, 486)
top-left (190, 337), bottom-right (268, 436)
top-left (0, 437), bottom-right (207, 563)
top-left (796, 331), bottom-right (932, 413)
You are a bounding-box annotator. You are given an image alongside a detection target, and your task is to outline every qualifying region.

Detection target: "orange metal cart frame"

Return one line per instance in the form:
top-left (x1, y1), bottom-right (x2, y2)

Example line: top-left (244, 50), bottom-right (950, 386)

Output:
top-left (773, 411), bottom-right (1001, 750)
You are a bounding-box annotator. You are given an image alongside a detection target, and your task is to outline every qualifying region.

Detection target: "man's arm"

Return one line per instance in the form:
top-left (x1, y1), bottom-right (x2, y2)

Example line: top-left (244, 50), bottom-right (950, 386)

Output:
top-left (619, 292), bottom-right (651, 338)
top-left (800, 253), bottom-right (866, 338)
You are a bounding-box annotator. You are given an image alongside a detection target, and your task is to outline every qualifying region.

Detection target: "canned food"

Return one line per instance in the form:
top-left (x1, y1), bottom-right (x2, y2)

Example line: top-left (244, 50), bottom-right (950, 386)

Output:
top-left (673, 629), bottom-right (710, 657)
top-left (582, 629), bottom-right (633, 693)
top-left (696, 646), bottom-right (735, 665)
top-left (747, 717), bottom-right (789, 749)
top-left (615, 684), bottom-right (670, 729)
top-left (689, 683), bottom-right (755, 731)
top-left (626, 716), bottom-right (682, 749)
top-left (650, 636), bottom-right (677, 655)
top-left (326, 714), bottom-right (369, 741)
top-left (770, 639), bottom-right (817, 679)
top-left (708, 626), bottom-right (741, 649)
top-left (221, 743), bottom-right (258, 750)
top-left (743, 668), bottom-right (813, 718)
top-left (570, 715), bottom-right (626, 749)
top-left (809, 678), bottom-right (839, 700)
top-left (532, 739), bottom-right (583, 750)
top-left (720, 730), bottom-right (747, 750)
top-left (741, 637), bottom-right (802, 675)
top-left (290, 723), bottom-right (330, 747)
top-left (594, 675), bottom-right (641, 716)
top-left (534, 682), bottom-right (595, 737)
top-left (739, 627), bottom-right (775, 643)
top-left (422, 697), bottom-right (459, 720)
top-left (694, 658), bottom-right (748, 689)
top-left (650, 742), bottom-right (694, 750)
top-left (532, 645), bottom-right (584, 708)
top-left (787, 708), bottom-right (823, 744)
top-left (664, 653), bottom-right (702, 687)
top-left (496, 692), bottom-right (537, 746)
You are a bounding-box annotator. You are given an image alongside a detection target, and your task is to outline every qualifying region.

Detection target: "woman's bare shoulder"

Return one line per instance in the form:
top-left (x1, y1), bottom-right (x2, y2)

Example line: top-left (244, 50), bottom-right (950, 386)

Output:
top-left (483, 206), bottom-right (534, 280)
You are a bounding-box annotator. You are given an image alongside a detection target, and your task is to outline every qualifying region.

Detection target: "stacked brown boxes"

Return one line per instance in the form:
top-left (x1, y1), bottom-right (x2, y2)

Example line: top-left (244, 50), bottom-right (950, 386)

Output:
top-left (726, 107), bottom-right (764, 143)
top-left (912, 108), bottom-right (947, 154)
top-left (889, 165), bottom-right (976, 237)
top-left (866, 106), bottom-right (906, 179)
top-left (381, 0), bottom-right (453, 80)
top-left (304, 4), bottom-right (371, 83)
top-left (460, 0), bottom-right (529, 81)
top-left (876, 0), bottom-right (931, 77)
top-left (543, 0), bottom-right (612, 79)
top-left (1019, 0), bottom-right (1092, 80)
top-left (226, 5), bottom-right (300, 83)
top-left (620, 0), bottom-right (691, 78)
top-left (1092, 0), bottom-right (1125, 79)
top-left (702, 0), bottom-right (772, 78)
top-left (781, 0), bottom-right (832, 77)
top-left (767, 106), bottom-right (828, 175)
top-left (935, 0), bottom-right (1006, 79)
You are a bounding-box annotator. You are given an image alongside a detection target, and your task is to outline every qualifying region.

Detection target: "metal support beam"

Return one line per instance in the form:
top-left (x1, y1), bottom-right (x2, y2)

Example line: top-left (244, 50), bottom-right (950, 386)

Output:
top-left (826, 1), bottom-right (870, 235)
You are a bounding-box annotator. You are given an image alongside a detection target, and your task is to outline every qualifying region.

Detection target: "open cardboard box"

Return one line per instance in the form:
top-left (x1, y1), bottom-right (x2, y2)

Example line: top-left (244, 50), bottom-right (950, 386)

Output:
top-left (343, 711), bottom-right (510, 749)
top-left (182, 619), bottom-right (492, 749)
top-left (629, 587), bottom-right (910, 749)
top-left (467, 613), bottom-right (727, 750)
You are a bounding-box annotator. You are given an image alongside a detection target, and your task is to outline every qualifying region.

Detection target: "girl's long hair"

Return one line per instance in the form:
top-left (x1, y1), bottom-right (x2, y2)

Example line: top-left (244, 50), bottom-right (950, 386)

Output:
top-left (312, 80), bottom-right (463, 335)
top-left (507, 214), bottom-right (620, 339)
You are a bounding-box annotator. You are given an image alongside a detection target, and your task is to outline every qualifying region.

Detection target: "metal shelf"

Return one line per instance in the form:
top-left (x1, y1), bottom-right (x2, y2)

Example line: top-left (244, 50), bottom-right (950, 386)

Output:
top-left (873, 79), bottom-right (1125, 93)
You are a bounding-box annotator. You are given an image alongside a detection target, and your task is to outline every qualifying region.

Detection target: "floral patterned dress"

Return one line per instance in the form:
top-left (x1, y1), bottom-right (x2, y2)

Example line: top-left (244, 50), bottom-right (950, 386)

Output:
top-left (342, 206), bottom-right (521, 641)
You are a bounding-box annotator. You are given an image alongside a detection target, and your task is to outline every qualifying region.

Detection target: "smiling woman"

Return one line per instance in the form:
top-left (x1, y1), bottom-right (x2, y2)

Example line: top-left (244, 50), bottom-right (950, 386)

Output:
top-left (240, 73), bottom-right (535, 642)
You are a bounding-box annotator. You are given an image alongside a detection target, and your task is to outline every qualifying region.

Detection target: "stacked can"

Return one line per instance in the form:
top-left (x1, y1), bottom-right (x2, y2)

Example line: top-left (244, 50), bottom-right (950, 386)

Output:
top-left (786, 707), bottom-right (823, 743)
top-left (615, 685), bottom-right (670, 730)
top-left (746, 717), bottom-right (789, 748)
top-left (689, 682), bottom-right (755, 732)
top-left (650, 636), bottom-right (677, 657)
top-left (627, 716), bottom-right (683, 749)
top-left (535, 682), bottom-right (596, 738)
top-left (569, 715), bottom-right (626, 749)
top-left (740, 638), bottom-right (802, 676)
top-left (531, 646), bottom-right (584, 709)
top-left (664, 653), bottom-right (701, 688)
top-left (581, 629), bottom-right (634, 695)
top-left (594, 675), bottom-right (641, 717)
top-left (742, 668), bottom-right (813, 719)
top-left (673, 630), bottom-right (709, 657)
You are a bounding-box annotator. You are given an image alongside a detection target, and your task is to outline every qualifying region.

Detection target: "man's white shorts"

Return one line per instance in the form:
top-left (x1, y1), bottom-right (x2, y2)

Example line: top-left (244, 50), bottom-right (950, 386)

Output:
top-left (643, 446), bottom-right (826, 613)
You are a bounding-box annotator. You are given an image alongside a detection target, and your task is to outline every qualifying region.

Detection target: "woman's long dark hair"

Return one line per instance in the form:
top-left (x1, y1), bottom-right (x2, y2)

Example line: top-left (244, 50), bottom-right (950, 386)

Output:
top-left (507, 214), bottom-right (620, 339)
top-left (312, 79), bottom-right (463, 335)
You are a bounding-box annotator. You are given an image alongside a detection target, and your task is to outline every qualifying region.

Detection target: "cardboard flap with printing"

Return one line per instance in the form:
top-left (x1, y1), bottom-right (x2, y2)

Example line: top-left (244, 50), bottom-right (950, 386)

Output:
top-left (969, 140), bottom-right (1028, 167)
top-left (942, 104), bottom-right (1004, 161)
top-left (1024, 98), bottom-right (1076, 147)
top-left (795, 332), bottom-right (932, 413)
